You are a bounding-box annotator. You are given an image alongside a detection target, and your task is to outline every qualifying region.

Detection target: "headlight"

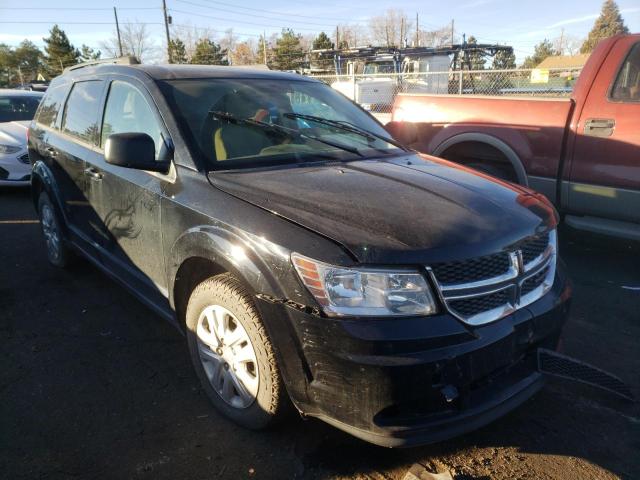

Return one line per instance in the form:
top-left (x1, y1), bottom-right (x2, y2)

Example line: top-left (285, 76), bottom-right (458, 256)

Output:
top-left (0, 145), bottom-right (21, 155)
top-left (292, 253), bottom-right (437, 317)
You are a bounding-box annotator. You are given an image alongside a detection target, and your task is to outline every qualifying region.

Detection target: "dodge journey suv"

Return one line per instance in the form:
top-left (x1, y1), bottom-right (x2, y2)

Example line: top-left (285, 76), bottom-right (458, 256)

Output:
top-left (28, 58), bottom-right (570, 447)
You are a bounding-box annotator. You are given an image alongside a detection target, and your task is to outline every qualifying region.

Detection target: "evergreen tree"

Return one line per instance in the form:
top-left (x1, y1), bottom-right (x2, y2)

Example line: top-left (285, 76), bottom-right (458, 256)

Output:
top-left (79, 45), bottom-right (101, 63)
top-left (312, 32), bottom-right (334, 50)
top-left (190, 38), bottom-right (227, 65)
top-left (580, 0), bottom-right (629, 53)
top-left (466, 36), bottom-right (486, 70)
top-left (14, 40), bottom-right (44, 82)
top-left (492, 48), bottom-right (516, 69)
top-left (43, 25), bottom-right (79, 76)
top-left (169, 38), bottom-right (188, 64)
top-left (522, 39), bottom-right (558, 68)
top-left (0, 44), bottom-right (17, 87)
top-left (271, 29), bottom-right (305, 71)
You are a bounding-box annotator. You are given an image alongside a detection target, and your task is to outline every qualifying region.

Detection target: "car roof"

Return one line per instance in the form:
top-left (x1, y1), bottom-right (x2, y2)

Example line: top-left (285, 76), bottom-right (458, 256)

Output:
top-left (61, 64), bottom-right (318, 83)
top-left (0, 89), bottom-right (44, 97)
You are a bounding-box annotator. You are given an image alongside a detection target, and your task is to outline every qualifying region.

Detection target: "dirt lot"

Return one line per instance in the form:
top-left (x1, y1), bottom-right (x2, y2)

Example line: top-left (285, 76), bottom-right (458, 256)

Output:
top-left (1, 187), bottom-right (639, 480)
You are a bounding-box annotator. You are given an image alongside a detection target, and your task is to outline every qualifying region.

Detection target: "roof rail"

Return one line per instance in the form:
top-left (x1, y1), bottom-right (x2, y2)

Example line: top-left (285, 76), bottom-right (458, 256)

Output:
top-left (63, 56), bottom-right (140, 73)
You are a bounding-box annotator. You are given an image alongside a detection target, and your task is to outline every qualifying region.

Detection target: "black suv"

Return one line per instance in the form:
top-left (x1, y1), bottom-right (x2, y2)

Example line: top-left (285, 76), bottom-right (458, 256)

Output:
top-left (28, 60), bottom-right (570, 447)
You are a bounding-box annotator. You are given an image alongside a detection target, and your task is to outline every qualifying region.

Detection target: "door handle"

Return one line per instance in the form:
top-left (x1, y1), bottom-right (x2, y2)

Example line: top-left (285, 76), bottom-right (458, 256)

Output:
top-left (84, 167), bottom-right (103, 181)
top-left (45, 146), bottom-right (58, 157)
top-left (584, 118), bottom-right (615, 137)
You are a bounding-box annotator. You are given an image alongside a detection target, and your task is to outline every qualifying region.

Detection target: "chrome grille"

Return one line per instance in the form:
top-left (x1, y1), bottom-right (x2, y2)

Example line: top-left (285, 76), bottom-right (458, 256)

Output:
top-left (429, 230), bottom-right (557, 326)
top-left (431, 252), bottom-right (511, 285)
top-left (521, 232), bottom-right (549, 266)
top-left (449, 289), bottom-right (510, 317)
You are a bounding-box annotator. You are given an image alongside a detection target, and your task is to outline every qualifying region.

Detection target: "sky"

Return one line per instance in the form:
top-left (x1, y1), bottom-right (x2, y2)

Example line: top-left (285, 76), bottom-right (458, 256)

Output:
top-left (0, 0), bottom-right (639, 63)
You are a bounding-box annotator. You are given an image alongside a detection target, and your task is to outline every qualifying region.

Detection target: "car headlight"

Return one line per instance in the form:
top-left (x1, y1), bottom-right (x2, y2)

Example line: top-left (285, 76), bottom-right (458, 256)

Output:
top-left (0, 144), bottom-right (21, 155)
top-left (292, 253), bottom-right (437, 317)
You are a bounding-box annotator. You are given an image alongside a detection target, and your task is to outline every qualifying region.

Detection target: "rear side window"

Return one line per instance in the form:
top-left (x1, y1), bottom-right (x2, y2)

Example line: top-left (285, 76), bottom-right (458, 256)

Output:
top-left (35, 85), bottom-right (68, 128)
top-left (101, 81), bottom-right (165, 160)
top-left (610, 42), bottom-right (640, 102)
top-left (62, 80), bottom-right (104, 144)
top-left (0, 95), bottom-right (41, 122)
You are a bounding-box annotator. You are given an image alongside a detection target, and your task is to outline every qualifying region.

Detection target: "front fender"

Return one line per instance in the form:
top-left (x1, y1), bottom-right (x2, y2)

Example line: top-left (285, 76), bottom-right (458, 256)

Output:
top-left (167, 224), bottom-right (313, 308)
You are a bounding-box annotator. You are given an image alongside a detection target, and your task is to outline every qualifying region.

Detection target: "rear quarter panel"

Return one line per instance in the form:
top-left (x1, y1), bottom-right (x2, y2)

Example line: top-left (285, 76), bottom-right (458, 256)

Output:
top-left (391, 94), bottom-right (573, 180)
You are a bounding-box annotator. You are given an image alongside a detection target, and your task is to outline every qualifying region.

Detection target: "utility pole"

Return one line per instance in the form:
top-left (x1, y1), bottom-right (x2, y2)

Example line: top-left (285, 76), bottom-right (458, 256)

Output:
top-left (113, 7), bottom-right (123, 57)
top-left (451, 19), bottom-right (455, 46)
top-left (162, 0), bottom-right (172, 63)
top-left (400, 17), bottom-right (405, 47)
top-left (335, 26), bottom-right (339, 49)
top-left (415, 12), bottom-right (419, 47)
top-left (262, 30), bottom-right (267, 65)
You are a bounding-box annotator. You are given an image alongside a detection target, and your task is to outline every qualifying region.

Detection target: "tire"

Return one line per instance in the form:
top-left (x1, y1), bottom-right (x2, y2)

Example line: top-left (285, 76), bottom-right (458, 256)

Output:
top-left (38, 191), bottom-right (72, 268)
top-left (185, 273), bottom-right (286, 429)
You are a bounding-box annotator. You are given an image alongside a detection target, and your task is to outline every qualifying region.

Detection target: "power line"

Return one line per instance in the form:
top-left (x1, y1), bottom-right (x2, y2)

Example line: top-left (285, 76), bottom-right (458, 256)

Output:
top-left (169, 8), bottom-right (327, 31)
top-left (173, 0), bottom-right (337, 27)
top-left (0, 7), bottom-right (160, 10)
top-left (174, 0), bottom-right (355, 22)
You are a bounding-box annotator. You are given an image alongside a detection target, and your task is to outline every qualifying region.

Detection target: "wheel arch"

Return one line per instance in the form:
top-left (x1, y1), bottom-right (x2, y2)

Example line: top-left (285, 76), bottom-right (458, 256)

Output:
top-left (168, 226), bottom-right (290, 331)
top-left (433, 133), bottom-right (528, 186)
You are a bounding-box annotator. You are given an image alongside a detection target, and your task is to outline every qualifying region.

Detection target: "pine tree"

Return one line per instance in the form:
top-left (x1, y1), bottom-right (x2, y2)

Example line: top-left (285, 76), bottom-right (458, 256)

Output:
top-left (580, 0), bottom-right (629, 53)
top-left (492, 49), bottom-right (516, 69)
top-left (43, 25), bottom-right (79, 76)
top-left (14, 40), bottom-right (44, 82)
top-left (312, 32), bottom-right (333, 50)
top-left (522, 39), bottom-right (558, 68)
top-left (169, 39), bottom-right (188, 64)
top-left (466, 36), bottom-right (486, 70)
top-left (79, 45), bottom-right (101, 63)
top-left (191, 38), bottom-right (227, 65)
top-left (271, 29), bottom-right (305, 71)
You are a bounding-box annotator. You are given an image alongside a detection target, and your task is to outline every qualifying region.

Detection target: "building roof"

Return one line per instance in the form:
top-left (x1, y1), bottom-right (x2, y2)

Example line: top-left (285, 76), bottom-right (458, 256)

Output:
top-left (536, 54), bottom-right (590, 69)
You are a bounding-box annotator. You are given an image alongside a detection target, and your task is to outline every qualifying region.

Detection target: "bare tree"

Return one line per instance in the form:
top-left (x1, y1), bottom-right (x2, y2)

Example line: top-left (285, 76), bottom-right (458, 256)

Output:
top-left (368, 9), bottom-right (413, 47)
top-left (415, 25), bottom-right (457, 48)
top-left (171, 23), bottom-right (217, 60)
top-left (553, 34), bottom-right (583, 56)
top-left (231, 40), bottom-right (258, 65)
top-left (337, 24), bottom-right (368, 48)
top-left (99, 21), bottom-right (158, 62)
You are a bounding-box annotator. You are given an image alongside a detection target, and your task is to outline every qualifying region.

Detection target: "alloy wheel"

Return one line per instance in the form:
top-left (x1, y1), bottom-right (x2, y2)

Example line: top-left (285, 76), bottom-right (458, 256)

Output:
top-left (196, 305), bottom-right (260, 409)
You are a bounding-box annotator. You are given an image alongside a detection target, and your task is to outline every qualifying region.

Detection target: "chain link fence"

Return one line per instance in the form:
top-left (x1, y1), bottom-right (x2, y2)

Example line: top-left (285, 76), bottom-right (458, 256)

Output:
top-left (307, 67), bottom-right (583, 117)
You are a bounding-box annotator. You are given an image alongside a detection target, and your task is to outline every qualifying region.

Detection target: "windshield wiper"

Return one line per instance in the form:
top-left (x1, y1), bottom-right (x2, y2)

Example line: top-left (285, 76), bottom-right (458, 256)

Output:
top-left (209, 111), bottom-right (363, 157)
top-left (283, 113), bottom-right (410, 152)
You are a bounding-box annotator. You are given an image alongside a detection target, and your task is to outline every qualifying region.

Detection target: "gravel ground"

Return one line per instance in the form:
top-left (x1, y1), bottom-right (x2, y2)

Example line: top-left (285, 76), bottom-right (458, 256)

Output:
top-left (1, 187), bottom-right (638, 480)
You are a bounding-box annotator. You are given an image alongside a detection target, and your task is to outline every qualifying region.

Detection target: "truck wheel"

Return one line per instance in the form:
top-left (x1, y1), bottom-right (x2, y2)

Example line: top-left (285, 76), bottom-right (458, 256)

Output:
top-left (185, 273), bottom-right (286, 429)
top-left (38, 191), bottom-right (72, 268)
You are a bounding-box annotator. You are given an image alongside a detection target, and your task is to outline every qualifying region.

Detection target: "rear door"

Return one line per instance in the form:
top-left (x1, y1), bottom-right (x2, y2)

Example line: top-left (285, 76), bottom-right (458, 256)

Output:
top-left (89, 77), bottom-right (172, 304)
top-left (569, 37), bottom-right (640, 223)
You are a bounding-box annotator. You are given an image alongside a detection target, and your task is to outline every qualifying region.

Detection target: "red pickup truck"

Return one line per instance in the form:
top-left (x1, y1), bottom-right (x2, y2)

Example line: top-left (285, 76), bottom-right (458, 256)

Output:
top-left (387, 34), bottom-right (639, 240)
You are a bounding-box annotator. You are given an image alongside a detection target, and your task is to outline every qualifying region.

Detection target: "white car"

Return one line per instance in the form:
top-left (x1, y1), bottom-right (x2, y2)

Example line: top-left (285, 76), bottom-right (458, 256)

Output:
top-left (0, 89), bottom-right (43, 186)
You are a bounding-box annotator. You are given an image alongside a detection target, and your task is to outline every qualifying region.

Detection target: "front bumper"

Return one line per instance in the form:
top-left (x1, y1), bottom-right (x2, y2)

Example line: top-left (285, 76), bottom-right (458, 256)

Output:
top-left (257, 261), bottom-right (571, 447)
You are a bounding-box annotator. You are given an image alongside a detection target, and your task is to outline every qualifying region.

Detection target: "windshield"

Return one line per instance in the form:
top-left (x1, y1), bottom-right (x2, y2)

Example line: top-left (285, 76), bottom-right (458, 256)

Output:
top-left (363, 63), bottom-right (395, 75)
top-left (0, 94), bottom-right (42, 122)
top-left (159, 78), bottom-right (403, 170)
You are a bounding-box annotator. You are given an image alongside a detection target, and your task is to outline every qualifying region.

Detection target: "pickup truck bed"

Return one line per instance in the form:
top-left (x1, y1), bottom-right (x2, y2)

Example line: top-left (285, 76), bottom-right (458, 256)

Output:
top-left (386, 34), bottom-right (640, 240)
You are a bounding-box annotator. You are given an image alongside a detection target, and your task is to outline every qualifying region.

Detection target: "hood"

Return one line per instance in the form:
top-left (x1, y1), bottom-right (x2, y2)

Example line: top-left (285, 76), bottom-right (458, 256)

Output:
top-left (0, 121), bottom-right (29, 148)
top-left (208, 154), bottom-right (556, 264)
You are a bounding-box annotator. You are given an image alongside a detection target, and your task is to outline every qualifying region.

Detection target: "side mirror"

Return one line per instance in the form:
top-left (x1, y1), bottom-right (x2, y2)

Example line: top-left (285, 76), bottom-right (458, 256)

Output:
top-left (104, 132), bottom-right (169, 173)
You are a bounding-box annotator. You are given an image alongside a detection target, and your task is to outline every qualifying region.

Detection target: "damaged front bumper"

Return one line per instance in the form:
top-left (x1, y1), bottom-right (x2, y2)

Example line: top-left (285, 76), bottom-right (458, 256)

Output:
top-left (257, 262), bottom-right (571, 447)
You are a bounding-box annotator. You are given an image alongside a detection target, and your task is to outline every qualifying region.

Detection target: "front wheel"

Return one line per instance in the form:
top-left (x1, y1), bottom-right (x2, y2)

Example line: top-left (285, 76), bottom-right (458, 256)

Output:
top-left (185, 273), bottom-right (286, 429)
